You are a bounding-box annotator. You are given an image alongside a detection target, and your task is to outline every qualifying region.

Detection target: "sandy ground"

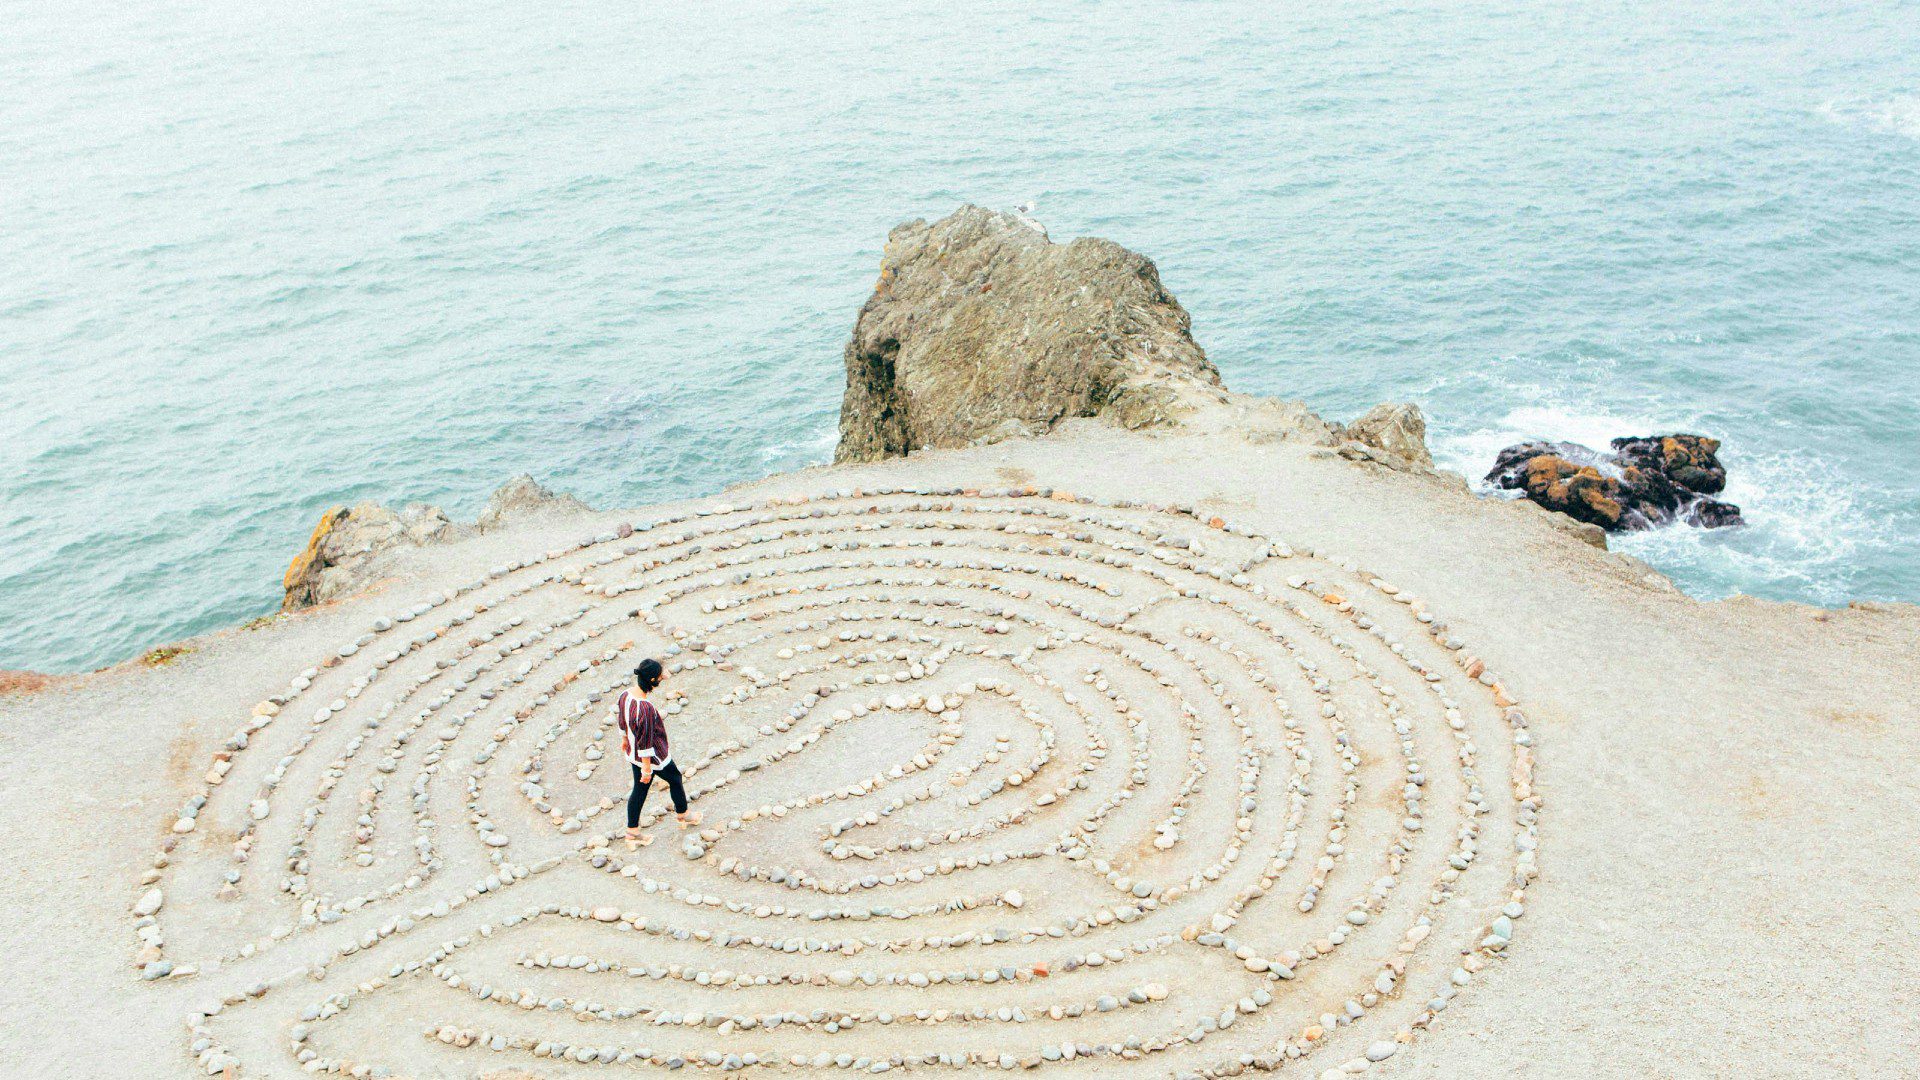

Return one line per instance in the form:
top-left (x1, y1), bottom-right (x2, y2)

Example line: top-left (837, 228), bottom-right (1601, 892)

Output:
top-left (2, 405), bottom-right (1916, 1080)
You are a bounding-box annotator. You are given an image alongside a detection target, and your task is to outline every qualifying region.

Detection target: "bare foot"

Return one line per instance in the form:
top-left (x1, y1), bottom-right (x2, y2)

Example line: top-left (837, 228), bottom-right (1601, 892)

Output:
top-left (625, 828), bottom-right (651, 850)
top-left (676, 810), bottom-right (703, 829)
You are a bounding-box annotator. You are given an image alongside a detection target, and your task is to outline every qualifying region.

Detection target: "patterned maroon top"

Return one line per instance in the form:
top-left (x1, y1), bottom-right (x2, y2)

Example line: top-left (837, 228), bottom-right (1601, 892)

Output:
top-left (615, 691), bottom-right (671, 768)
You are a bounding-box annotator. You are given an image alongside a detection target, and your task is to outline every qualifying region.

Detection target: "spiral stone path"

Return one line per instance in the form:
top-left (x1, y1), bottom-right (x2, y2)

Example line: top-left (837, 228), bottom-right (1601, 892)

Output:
top-left (131, 487), bottom-right (1539, 1078)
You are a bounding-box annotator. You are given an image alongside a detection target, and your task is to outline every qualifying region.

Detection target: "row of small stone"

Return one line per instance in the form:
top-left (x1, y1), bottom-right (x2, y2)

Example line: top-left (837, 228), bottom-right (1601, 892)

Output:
top-left (529, 503), bottom-right (1497, 1068)
top-left (168, 486), bottom-right (1543, 1076)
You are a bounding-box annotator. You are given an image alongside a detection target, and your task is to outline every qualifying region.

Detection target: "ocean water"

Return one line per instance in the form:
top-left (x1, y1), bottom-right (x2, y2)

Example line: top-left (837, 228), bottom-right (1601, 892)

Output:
top-left (3, 0), bottom-right (1917, 674)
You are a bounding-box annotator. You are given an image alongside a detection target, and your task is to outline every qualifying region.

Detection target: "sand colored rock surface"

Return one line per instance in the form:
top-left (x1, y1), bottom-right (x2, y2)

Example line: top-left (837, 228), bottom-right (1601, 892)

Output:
top-left (1340, 403), bottom-right (1433, 469)
top-left (3, 403), bottom-right (1917, 1078)
top-left (477, 474), bottom-right (593, 532)
top-left (283, 476), bottom-right (591, 611)
top-left (834, 205), bottom-right (1224, 463)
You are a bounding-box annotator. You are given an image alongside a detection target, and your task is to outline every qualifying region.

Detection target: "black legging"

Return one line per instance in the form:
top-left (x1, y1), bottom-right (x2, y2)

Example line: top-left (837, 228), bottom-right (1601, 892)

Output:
top-left (628, 760), bottom-right (688, 827)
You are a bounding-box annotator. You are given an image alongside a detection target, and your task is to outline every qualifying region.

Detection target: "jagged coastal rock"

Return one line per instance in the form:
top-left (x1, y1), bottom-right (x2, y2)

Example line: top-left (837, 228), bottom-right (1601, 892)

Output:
top-left (1338, 402), bottom-right (1435, 468)
top-left (1613, 434), bottom-right (1730, 495)
top-left (280, 503), bottom-right (462, 610)
top-left (281, 474), bottom-right (587, 610)
top-left (474, 473), bottom-right (590, 531)
top-left (1486, 434), bottom-right (1741, 531)
top-left (834, 205), bottom-right (1225, 462)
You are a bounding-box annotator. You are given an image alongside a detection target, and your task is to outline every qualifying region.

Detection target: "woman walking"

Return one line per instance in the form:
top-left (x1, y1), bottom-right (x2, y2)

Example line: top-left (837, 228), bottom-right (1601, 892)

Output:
top-left (616, 658), bottom-right (700, 848)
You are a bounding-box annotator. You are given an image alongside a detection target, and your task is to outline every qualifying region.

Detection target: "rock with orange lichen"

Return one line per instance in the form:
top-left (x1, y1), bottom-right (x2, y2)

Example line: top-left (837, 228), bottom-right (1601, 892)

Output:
top-left (1519, 454), bottom-right (1626, 529)
top-left (0, 670), bottom-right (54, 695)
top-left (1614, 434), bottom-right (1728, 494)
top-left (1486, 434), bottom-right (1741, 532)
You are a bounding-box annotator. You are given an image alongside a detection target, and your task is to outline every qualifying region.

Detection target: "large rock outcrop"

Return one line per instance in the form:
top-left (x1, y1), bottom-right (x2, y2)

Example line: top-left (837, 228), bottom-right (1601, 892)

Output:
top-left (835, 205), bottom-right (1224, 462)
top-left (281, 475), bottom-right (588, 610)
top-left (1486, 434), bottom-right (1741, 532)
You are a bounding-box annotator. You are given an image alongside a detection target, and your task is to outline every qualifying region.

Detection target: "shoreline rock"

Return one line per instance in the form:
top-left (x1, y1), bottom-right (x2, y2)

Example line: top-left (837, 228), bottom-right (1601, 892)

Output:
top-left (1486, 434), bottom-right (1741, 532)
top-left (1341, 402), bottom-right (1434, 468)
top-left (835, 205), bottom-right (1224, 462)
top-left (281, 474), bottom-right (589, 610)
top-left (475, 474), bottom-right (590, 531)
top-left (281, 502), bottom-right (464, 610)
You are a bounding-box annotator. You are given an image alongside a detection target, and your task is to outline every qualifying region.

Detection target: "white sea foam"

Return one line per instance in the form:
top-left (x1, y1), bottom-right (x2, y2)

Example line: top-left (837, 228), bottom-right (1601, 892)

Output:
top-left (1629, 448), bottom-right (1898, 602)
top-left (1431, 402), bottom-right (1688, 487)
top-left (757, 424), bottom-right (839, 464)
top-left (1820, 94), bottom-right (1920, 139)
top-left (1436, 399), bottom-right (1898, 605)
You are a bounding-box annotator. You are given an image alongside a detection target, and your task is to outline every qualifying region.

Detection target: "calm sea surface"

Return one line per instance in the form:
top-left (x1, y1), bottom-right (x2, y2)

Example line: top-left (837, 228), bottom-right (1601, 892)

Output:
top-left (4, 0), bottom-right (1917, 672)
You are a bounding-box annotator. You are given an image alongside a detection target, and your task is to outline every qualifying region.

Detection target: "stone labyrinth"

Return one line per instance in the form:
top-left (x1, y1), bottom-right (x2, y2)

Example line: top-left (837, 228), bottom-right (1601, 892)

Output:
top-left (134, 487), bottom-right (1540, 1079)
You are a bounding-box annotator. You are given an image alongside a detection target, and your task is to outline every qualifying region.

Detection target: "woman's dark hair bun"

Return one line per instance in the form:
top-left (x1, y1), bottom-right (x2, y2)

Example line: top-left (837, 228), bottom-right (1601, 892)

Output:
top-left (635, 658), bottom-right (664, 692)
